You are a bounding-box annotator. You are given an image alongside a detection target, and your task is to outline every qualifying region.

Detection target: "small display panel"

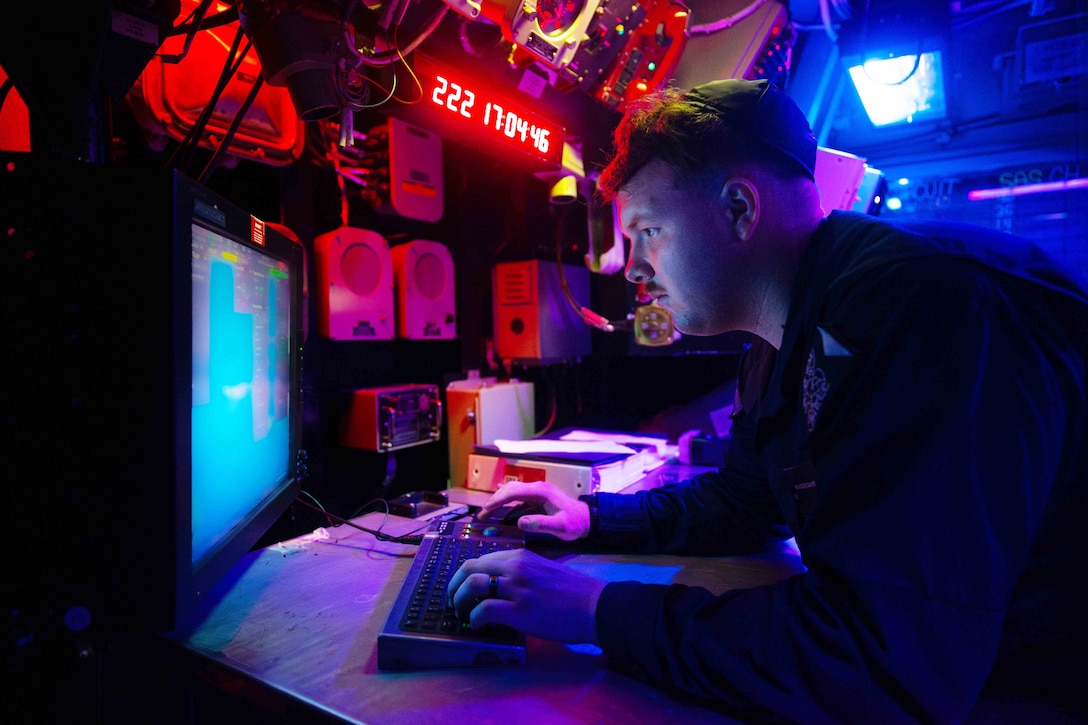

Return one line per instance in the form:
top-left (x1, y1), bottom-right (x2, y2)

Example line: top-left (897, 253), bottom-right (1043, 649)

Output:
top-left (190, 223), bottom-right (295, 566)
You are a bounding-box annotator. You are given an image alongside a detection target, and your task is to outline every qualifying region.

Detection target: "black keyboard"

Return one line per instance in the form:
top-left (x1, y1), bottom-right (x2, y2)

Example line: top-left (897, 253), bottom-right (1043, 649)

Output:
top-left (377, 519), bottom-right (527, 670)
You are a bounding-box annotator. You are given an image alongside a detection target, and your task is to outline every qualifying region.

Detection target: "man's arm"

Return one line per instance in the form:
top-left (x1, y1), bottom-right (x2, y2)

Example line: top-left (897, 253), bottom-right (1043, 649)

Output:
top-left (593, 260), bottom-right (1085, 721)
top-left (592, 338), bottom-right (792, 557)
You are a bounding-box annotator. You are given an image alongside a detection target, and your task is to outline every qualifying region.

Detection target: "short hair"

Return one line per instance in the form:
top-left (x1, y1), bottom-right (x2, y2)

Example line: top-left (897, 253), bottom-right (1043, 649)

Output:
top-left (597, 85), bottom-right (814, 203)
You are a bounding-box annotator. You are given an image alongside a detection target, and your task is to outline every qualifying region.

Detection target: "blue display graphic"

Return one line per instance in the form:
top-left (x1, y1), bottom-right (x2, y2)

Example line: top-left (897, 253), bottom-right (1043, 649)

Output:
top-left (190, 225), bottom-right (292, 566)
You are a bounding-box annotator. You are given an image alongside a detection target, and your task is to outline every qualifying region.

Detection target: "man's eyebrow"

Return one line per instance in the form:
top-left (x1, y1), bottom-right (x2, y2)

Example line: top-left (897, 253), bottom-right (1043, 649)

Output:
top-left (622, 204), bottom-right (651, 228)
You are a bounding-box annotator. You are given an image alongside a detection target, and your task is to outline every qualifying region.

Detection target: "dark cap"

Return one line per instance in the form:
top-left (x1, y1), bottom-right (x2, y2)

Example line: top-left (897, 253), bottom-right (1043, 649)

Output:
top-left (683, 78), bottom-right (817, 180)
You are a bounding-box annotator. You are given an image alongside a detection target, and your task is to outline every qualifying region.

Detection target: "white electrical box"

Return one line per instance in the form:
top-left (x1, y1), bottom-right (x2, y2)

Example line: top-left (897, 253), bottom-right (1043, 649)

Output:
top-left (466, 451), bottom-right (599, 498)
top-left (815, 146), bottom-right (869, 215)
top-left (387, 117), bottom-right (444, 222)
top-left (445, 376), bottom-right (535, 488)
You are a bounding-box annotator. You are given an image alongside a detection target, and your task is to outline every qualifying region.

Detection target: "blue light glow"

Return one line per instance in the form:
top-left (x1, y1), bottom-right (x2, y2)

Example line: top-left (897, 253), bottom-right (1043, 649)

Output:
top-left (191, 226), bottom-right (292, 566)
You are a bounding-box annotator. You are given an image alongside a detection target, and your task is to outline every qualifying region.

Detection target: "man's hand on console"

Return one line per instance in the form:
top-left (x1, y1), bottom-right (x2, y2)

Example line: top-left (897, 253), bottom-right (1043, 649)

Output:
top-left (475, 480), bottom-right (592, 541)
top-left (447, 547), bottom-right (605, 645)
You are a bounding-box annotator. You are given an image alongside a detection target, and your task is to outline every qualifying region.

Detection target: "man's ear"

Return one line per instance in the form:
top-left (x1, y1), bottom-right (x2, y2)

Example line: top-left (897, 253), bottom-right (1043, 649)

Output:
top-left (719, 178), bottom-right (759, 241)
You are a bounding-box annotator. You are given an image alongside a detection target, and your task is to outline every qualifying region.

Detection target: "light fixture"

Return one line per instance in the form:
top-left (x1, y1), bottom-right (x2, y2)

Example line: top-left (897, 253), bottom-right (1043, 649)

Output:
top-left (968, 177), bottom-right (1088, 201)
top-left (549, 174), bottom-right (579, 204)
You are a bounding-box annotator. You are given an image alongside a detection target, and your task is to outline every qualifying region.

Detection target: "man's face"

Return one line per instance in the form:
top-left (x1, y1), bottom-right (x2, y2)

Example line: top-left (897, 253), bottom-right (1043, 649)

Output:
top-left (617, 159), bottom-right (745, 337)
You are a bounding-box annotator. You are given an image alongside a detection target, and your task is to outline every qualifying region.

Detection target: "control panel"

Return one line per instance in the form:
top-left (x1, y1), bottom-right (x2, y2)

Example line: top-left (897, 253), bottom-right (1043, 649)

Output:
top-left (558, 0), bottom-right (691, 110)
top-left (429, 519), bottom-right (525, 543)
top-left (340, 384), bottom-right (443, 451)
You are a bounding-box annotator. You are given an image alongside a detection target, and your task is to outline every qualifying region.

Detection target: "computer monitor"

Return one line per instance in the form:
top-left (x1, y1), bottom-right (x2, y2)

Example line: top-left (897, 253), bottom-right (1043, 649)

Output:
top-left (1, 154), bottom-right (305, 634)
top-left (845, 49), bottom-right (948, 128)
top-left (184, 209), bottom-right (303, 624)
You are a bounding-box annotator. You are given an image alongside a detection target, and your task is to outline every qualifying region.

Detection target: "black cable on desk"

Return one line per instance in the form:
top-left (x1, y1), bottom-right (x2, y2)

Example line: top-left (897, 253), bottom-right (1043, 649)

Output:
top-left (294, 495), bottom-right (426, 546)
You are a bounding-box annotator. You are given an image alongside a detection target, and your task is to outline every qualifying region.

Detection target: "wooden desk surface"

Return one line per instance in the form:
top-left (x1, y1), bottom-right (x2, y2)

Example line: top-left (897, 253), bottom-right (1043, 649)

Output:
top-left (169, 480), bottom-right (805, 724)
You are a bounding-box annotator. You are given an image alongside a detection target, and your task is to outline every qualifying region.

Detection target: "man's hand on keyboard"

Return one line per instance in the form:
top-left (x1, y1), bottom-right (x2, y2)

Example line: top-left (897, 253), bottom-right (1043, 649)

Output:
top-left (476, 481), bottom-right (591, 541)
top-left (448, 548), bottom-right (605, 645)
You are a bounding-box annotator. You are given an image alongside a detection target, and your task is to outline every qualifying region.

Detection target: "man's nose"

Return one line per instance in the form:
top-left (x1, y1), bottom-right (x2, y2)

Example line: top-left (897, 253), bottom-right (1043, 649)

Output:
top-left (625, 255), bottom-right (651, 285)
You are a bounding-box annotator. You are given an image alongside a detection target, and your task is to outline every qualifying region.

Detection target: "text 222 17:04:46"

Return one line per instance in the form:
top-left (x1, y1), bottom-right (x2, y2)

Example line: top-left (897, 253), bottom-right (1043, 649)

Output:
top-left (430, 74), bottom-right (552, 154)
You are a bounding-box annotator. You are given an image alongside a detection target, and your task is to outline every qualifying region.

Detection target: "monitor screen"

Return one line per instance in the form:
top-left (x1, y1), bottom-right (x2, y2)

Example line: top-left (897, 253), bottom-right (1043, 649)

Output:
top-left (190, 223), bottom-right (295, 567)
top-left (847, 50), bottom-right (947, 128)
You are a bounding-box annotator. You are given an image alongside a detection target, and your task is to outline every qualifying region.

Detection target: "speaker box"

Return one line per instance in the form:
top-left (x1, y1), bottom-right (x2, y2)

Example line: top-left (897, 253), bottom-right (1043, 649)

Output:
top-left (314, 226), bottom-right (395, 340)
top-left (392, 240), bottom-right (457, 339)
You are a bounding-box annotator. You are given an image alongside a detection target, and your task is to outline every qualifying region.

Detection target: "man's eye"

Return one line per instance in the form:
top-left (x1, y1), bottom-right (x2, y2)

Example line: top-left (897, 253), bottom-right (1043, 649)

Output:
top-left (644, 228), bottom-right (660, 238)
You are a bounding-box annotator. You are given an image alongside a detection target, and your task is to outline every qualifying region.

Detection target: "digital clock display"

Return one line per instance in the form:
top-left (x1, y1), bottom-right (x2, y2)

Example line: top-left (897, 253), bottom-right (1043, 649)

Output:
top-left (412, 53), bottom-right (564, 168)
